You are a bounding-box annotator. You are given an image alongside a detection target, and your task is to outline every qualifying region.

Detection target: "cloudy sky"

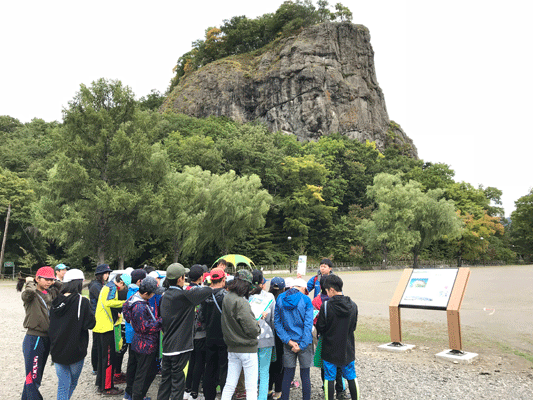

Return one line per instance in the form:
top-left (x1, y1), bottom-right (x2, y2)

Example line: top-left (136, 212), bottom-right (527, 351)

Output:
top-left (1, 0), bottom-right (531, 216)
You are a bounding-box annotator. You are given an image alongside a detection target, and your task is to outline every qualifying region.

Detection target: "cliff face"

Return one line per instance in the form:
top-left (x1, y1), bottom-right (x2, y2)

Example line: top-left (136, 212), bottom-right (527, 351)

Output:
top-left (162, 22), bottom-right (417, 157)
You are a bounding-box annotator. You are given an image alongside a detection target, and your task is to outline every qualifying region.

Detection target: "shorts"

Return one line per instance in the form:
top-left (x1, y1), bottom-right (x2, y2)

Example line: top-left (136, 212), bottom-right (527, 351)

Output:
top-left (282, 343), bottom-right (313, 369)
top-left (323, 360), bottom-right (356, 381)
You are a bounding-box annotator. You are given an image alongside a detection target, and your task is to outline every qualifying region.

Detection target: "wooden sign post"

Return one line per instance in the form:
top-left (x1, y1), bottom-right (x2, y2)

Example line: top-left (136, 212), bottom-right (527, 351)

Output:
top-left (387, 267), bottom-right (471, 352)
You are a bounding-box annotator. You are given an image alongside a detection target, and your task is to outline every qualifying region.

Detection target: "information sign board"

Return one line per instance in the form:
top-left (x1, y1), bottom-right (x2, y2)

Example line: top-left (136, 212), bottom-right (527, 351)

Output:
top-left (297, 255), bottom-right (307, 276)
top-left (399, 268), bottom-right (459, 310)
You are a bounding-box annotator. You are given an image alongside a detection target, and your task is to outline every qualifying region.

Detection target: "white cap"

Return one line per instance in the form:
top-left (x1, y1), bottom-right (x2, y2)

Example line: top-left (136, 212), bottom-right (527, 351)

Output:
top-left (284, 277), bottom-right (294, 288)
top-left (149, 271), bottom-right (164, 280)
top-left (63, 268), bottom-right (85, 282)
top-left (292, 278), bottom-right (307, 288)
top-left (125, 267), bottom-right (134, 274)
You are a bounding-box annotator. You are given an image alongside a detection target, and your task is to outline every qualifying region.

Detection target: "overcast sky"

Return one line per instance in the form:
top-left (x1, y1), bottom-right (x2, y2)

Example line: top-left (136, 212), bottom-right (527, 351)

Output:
top-left (1, 0), bottom-right (531, 216)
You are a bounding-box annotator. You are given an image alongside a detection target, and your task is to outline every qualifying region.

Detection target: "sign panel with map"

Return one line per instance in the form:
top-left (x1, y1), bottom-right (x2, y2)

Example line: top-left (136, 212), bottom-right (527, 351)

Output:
top-left (399, 268), bottom-right (459, 310)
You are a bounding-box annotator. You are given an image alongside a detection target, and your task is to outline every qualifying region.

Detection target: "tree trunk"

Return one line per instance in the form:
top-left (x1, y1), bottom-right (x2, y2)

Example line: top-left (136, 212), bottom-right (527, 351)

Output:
top-left (381, 242), bottom-right (388, 269)
top-left (97, 213), bottom-right (108, 265)
top-left (0, 204), bottom-right (12, 277)
top-left (413, 250), bottom-right (419, 268)
top-left (118, 257), bottom-right (125, 270)
top-left (173, 239), bottom-right (182, 263)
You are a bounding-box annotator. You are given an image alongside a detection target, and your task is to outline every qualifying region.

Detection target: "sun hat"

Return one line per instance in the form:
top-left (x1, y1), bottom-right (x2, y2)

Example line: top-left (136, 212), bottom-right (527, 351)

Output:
top-left (166, 263), bottom-right (189, 280)
top-left (120, 273), bottom-right (131, 287)
top-left (270, 277), bottom-right (285, 290)
top-left (95, 264), bottom-right (112, 275)
top-left (36, 266), bottom-right (55, 279)
top-left (63, 269), bottom-right (85, 282)
top-left (54, 263), bottom-right (68, 271)
top-left (236, 269), bottom-right (253, 284)
top-left (131, 269), bottom-right (147, 284)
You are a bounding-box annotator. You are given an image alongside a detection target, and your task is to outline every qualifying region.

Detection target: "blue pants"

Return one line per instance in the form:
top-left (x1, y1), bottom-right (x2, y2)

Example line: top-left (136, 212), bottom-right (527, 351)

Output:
top-left (257, 347), bottom-right (273, 400)
top-left (55, 359), bottom-right (85, 400)
top-left (22, 334), bottom-right (50, 400)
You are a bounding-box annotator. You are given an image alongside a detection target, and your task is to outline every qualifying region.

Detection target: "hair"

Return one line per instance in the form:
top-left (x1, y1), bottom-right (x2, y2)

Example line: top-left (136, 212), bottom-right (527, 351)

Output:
top-left (320, 274), bottom-right (329, 295)
top-left (61, 279), bottom-right (83, 295)
top-left (163, 277), bottom-right (178, 290)
top-left (268, 286), bottom-right (285, 300)
top-left (16, 277), bottom-right (27, 292)
top-left (95, 273), bottom-right (107, 286)
top-left (250, 286), bottom-right (262, 296)
top-left (211, 276), bottom-right (224, 285)
top-left (322, 274), bottom-right (343, 293)
top-left (217, 259), bottom-right (227, 267)
top-left (143, 265), bottom-right (155, 274)
top-left (227, 278), bottom-right (252, 299)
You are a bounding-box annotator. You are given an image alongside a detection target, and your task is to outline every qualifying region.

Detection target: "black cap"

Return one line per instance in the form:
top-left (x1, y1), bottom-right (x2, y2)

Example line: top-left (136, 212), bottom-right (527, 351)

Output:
top-left (188, 265), bottom-right (204, 282)
top-left (131, 269), bottom-right (147, 284)
top-left (252, 269), bottom-right (265, 285)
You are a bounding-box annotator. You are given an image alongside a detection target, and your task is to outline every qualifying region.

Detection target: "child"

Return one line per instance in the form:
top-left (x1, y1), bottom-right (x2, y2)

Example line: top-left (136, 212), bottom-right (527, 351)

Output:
top-left (93, 272), bottom-right (131, 396)
top-left (18, 266), bottom-right (61, 400)
top-left (49, 269), bottom-right (96, 400)
top-left (123, 276), bottom-right (162, 400)
top-left (267, 277), bottom-right (285, 400)
top-left (316, 275), bottom-right (359, 400)
top-left (250, 270), bottom-right (275, 400)
top-left (220, 270), bottom-right (261, 400)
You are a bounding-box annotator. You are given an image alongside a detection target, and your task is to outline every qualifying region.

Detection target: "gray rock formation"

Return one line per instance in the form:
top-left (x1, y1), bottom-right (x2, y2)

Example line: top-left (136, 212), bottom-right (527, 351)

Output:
top-left (162, 22), bottom-right (417, 157)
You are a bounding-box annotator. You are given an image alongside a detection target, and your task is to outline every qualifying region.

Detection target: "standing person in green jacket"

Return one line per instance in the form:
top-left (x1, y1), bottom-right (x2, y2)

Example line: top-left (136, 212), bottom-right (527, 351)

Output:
top-left (220, 270), bottom-right (261, 400)
top-left (18, 266), bottom-right (61, 400)
top-left (93, 272), bottom-right (131, 396)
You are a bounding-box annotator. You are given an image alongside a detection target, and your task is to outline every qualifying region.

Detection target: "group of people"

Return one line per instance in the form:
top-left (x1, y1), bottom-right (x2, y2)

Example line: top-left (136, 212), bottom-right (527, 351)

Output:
top-left (18, 258), bottom-right (359, 400)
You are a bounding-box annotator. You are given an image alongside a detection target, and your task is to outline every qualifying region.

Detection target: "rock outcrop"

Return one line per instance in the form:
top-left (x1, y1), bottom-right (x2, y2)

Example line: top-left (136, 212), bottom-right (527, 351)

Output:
top-left (162, 22), bottom-right (417, 157)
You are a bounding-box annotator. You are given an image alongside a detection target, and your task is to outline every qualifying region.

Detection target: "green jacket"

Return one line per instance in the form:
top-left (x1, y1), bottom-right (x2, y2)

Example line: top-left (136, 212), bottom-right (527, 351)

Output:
top-left (21, 280), bottom-right (60, 337)
top-left (221, 291), bottom-right (260, 353)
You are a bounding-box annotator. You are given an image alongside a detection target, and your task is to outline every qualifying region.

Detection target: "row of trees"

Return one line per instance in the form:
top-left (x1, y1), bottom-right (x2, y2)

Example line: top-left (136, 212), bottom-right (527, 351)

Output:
top-left (0, 78), bottom-right (531, 273)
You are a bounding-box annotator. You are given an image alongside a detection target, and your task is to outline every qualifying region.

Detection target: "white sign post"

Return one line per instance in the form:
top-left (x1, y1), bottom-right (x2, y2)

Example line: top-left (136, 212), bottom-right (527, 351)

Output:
top-left (297, 256), bottom-right (307, 276)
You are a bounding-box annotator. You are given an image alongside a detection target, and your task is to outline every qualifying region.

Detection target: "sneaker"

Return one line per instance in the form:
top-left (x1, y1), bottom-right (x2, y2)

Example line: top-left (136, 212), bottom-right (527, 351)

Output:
top-left (191, 392), bottom-right (198, 399)
top-left (272, 393), bottom-right (282, 400)
top-left (92, 370), bottom-right (97, 376)
top-left (336, 390), bottom-right (350, 400)
top-left (123, 392), bottom-right (132, 400)
top-left (267, 390), bottom-right (274, 400)
top-left (114, 373), bottom-right (127, 385)
top-left (290, 381), bottom-right (300, 389)
top-left (102, 387), bottom-right (125, 396)
top-left (235, 391), bottom-right (247, 400)
top-left (184, 390), bottom-right (190, 400)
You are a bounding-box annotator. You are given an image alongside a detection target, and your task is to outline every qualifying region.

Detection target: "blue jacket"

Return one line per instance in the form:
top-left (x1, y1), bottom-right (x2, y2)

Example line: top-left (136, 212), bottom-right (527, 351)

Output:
top-left (274, 288), bottom-right (313, 350)
top-left (125, 284), bottom-right (140, 344)
top-left (307, 275), bottom-right (321, 298)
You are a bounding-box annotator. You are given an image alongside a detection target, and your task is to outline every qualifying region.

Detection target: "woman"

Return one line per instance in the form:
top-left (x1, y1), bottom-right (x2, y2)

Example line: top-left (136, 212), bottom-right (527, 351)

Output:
top-left (220, 270), bottom-right (261, 400)
top-left (17, 266), bottom-right (61, 400)
top-left (49, 269), bottom-right (96, 400)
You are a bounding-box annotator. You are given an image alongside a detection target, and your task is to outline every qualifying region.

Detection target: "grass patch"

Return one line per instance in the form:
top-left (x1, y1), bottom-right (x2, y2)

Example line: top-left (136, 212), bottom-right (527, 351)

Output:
top-left (354, 324), bottom-right (390, 343)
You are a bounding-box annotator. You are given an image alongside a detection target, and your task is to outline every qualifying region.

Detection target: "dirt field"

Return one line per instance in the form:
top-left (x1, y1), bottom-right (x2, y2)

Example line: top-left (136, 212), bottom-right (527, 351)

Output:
top-left (2, 265), bottom-right (532, 399)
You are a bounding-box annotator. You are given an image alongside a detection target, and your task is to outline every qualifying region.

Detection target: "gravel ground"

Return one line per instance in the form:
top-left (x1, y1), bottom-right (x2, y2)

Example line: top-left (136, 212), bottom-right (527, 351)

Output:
top-left (2, 277), bottom-right (532, 400)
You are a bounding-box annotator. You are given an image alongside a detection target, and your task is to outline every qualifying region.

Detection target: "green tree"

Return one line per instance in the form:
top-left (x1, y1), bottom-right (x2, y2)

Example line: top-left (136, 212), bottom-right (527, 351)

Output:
top-left (510, 188), bottom-right (533, 262)
top-left (362, 173), bottom-right (463, 267)
top-left (35, 79), bottom-right (168, 267)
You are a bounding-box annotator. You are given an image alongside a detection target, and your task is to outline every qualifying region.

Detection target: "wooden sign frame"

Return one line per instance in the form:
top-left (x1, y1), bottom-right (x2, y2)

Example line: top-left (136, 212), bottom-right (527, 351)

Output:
top-left (389, 268), bottom-right (471, 351)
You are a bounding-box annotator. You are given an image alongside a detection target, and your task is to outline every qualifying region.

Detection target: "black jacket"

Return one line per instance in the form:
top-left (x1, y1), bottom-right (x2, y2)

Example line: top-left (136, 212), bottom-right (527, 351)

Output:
top-left (201, 287), bottom-right (227, 346)
top-left (88, 279), bottom-right (104, 313)
top-left (160, 285), bottom-right (212, 355)
top-left (316, 294), bottom-right (358, 366)
top-left (49, 293), bottom-right (96, 365)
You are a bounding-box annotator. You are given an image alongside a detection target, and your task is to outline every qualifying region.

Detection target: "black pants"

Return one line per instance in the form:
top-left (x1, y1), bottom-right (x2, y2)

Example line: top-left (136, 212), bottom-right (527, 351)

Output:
top-left (203, 342), bottom-right (228, 400)
top-left (269, 332), bottom-right (284, 393)
top-left (185, 338), bottom-right (206, 394)
top-left (157, 352), bottom-right (190, 400)
top-left (125, 348), bottom-right (158, 400)
top-left (91, 330), bottom-right (98, 372)
top-left (95, 331), bottom-right (116, 390)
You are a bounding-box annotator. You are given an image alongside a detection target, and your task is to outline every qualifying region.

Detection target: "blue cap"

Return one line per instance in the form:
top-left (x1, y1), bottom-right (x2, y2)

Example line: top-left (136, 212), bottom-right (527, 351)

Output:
top-left (54, 263), bottom-right (68, 270)
top-left (120, 273), bottom-right (132, 287)
top-left (270, 277), bottom-right (285, 290)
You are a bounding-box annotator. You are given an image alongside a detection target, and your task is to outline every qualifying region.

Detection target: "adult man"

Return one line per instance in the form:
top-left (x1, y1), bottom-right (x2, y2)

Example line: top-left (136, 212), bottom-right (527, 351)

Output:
top-left (274, 278), bottom-right (314, 400)
top-left (316, 275), bottom-right (359, 400)
top-left (201, 268), bottom-right (228, 400)
top-left (54, 263), bottom-right (68, 281)
top-left (157, 263), bottom-right (213, 400)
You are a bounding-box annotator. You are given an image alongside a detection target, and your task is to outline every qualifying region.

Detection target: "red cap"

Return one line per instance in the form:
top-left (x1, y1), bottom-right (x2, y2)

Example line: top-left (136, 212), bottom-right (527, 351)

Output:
top-left (210, 268), bottom-right (225, 280)
top-left (36, 266), bottom-right (55, 279)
